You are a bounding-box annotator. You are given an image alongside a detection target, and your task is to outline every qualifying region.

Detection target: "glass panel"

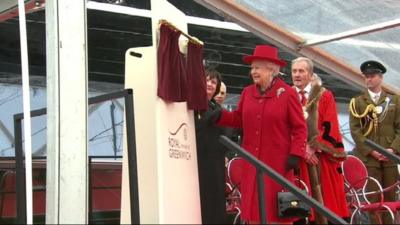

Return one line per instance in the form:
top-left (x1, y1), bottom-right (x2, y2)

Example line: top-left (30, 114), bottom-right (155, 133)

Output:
top-left (236, 0), bottom-right (400, 36)
top-left (88, 97), bottom-right (124, 157)
top-left (320, 27), bottom-right (400, 90)
top-left (0, 85), bottom-right (47, 157)
top-left (234, 0), bottom-right (400, 90)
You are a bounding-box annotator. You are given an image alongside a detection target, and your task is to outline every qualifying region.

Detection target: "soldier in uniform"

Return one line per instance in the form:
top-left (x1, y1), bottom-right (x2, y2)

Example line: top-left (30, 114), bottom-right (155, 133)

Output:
top-left (349, 60), bottom-right (400, 224)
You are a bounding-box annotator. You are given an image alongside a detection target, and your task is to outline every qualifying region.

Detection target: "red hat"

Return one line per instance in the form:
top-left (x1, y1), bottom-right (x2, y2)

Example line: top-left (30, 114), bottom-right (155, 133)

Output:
top-left (243, 45), bottom-right (287, 67)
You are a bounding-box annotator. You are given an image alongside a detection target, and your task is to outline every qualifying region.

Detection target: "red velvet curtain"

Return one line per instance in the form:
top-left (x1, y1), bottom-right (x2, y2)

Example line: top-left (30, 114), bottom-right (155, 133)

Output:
top-left (157, 23), bottom-right (207, 110)
top-left (157, 24), bottom-right (187, 102)
top-left (186, 42), bottom-right (207, 111)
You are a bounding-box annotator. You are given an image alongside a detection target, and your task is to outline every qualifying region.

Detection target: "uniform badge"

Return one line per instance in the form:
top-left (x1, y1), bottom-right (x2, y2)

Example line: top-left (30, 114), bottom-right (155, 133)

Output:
top-left (375, 106), bottom-right (383, 114)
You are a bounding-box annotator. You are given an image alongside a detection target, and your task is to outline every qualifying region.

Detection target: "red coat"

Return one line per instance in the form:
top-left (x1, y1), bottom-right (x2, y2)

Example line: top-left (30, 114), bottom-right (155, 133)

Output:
top-left (218, 78), bottom-right (307, 223)
top-left (310, 89), bottom-right (349, 217)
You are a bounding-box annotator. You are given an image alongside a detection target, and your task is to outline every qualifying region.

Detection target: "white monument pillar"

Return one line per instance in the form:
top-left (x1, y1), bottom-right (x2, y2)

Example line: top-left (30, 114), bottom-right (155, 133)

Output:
top-left (120, 0), bottom-right (201, 223)
top-left (45, 0), bottom-right (89, 223)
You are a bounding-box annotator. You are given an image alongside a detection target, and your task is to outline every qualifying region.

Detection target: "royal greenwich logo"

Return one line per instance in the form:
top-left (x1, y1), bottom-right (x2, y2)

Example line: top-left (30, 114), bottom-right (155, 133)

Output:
top-left (168, 123), bottom-right (191, 160)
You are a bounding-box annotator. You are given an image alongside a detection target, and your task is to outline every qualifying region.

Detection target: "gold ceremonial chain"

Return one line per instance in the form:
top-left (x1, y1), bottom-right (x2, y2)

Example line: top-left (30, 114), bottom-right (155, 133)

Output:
top-left (302, 88), bottom-right (324, 119)
top-left (159, 19), bottom-right (203, 46)
top-left (304, 94), bottom-right (319, 110)
top-left (349, 98), bottom-right (378, 136)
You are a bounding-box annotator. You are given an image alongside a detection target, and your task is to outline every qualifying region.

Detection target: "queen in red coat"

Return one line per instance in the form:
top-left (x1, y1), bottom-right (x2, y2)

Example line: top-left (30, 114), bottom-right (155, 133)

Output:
top-left (217, 45), bottom-right (307, 224)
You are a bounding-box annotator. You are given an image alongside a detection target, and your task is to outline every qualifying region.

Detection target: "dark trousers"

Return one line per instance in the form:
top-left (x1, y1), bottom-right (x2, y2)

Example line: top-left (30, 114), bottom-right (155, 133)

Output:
top-left (366, 165), bottom-right (399, 224)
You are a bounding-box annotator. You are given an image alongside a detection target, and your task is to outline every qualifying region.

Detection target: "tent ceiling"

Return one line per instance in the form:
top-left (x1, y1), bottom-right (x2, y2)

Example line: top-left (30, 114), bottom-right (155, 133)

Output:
top-left (197, 0), bottom-right (400, 94)
top-left (0, 0), bottom-right (387, 101)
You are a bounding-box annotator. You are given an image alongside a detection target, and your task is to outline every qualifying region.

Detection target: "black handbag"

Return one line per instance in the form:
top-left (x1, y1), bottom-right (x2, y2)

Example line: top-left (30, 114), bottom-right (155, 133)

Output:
top-left (277, 190), bottom-right (311, 218)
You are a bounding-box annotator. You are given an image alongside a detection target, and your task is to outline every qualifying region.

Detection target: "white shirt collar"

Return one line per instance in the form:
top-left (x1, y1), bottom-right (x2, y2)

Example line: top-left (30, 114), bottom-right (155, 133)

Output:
top-left (295, 83), bottom-right (312, 95)
top-left (368, 89), bottom-right (381, 98)
top-left (368, 89), bottom-right (381, 102)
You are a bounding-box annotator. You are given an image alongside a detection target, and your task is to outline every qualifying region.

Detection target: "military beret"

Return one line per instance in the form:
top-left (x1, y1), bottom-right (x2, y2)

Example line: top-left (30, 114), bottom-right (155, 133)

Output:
top-left (360, 60), bottom-right (386, 75)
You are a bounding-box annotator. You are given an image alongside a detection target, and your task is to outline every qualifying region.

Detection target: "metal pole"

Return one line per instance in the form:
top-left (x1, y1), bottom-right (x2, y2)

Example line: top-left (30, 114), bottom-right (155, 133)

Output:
top-left (110, 102), bottom-right (118, 159)
top-left (17, 0), bottom-right (33, 223)
top-left (365, 139), bottom-right (400, 164)
top-left (256, 169), bottom-right (267, 224)
top-left (88, 156), bottom-right (93, 223)
top-left (14, 116), bottom-right (26, 224)
top-left (124, 89), bottom-right (140, 224)
top-left (301, 18), bottom-right (400, 47)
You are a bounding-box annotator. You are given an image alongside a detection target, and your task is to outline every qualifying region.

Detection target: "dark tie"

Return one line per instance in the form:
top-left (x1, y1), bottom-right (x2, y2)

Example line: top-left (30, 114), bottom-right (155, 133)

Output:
top-left (299, 90), bottom-right (307, 106)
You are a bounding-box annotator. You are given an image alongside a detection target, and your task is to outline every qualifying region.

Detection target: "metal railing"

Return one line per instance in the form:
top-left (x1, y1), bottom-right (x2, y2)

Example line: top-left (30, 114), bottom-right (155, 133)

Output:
top-left (365, 139), bottom-right (400, 164)
top-left (219, 135), bottom-right (348, 224)
top-left (13, 89), bottom-right (140, 224)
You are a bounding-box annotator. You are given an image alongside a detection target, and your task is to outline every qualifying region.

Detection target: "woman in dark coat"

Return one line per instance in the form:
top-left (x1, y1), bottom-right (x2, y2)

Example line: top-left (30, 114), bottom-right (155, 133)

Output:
top-left (195, 69), bottom-right (227, 224)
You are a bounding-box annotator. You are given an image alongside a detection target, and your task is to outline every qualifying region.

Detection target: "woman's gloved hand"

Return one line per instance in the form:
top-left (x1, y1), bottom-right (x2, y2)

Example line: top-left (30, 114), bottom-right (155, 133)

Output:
top-left (203, 102), bottom-right (222, 124)
top-left (285, 154), bottom-right (301, 175)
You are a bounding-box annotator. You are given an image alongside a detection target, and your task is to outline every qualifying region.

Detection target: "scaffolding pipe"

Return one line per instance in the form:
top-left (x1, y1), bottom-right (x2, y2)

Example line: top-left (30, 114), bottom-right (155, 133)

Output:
top-left (300, 18), bottom-right (400, 47)
top-left (17, 0), bottom-right (33, 224)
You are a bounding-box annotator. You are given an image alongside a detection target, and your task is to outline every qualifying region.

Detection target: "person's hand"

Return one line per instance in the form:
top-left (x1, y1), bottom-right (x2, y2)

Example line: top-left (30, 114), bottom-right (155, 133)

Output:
top-left (370, 150), bottom-right (388, 161)
top-left (208, 106), bottom-right (222, 123)
top-left (203, 104), bottom-right (222, 124)
top-left (285, 155), bottom-right (300, 174)
top-left (306, 154), bottom-right (319, 165)
top-left (378, 148), bottom-right (395, 161)
top-left (305, 145), bottom-right (319, 165)
top-left (386, 148), bottom-right (394, 154)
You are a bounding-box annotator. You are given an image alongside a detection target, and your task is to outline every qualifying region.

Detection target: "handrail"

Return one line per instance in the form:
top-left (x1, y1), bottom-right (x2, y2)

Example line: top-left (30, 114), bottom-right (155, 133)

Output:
top-left (364, 139), bottom-right (400, 164)
top-left (13, 89), bottom-right (140, 224)
top-left (219, 135), bottom-right (348, 224)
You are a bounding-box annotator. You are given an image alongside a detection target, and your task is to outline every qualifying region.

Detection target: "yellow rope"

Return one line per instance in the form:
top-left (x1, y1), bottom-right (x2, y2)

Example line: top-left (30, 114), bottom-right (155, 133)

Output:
top-left (349, 98), bottom-right (378, 136)
top-left (363, 118), bottom-right (374, 136)
top-left (349, 98), bottom-right (376, 118)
